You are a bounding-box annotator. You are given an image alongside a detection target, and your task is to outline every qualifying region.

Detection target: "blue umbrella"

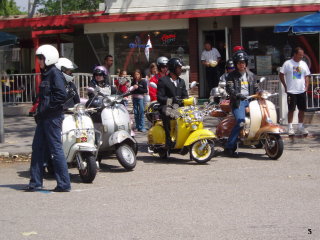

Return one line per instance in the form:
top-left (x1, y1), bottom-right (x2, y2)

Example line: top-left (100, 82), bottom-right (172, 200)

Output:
top-left (274, 11), bottom-right (320, 34)
top-left (0, 32), bottom-right (18, 46)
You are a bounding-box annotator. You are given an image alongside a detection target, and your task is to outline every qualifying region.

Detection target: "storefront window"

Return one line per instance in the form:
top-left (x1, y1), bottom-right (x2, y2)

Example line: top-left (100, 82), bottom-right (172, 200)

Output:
top-left (242, 27), bottom-right (319, 75)
top-left (114, 30), bottom-right (189, 76)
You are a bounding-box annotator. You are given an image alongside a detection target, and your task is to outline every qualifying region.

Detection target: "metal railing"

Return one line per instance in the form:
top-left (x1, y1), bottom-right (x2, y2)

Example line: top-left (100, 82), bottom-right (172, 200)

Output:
top-left (1, 73), bottom-right (39, 104)
top-left (306, 74), bottom-right (320, 110)
top-left (0, 73), bottom-right (121, 104)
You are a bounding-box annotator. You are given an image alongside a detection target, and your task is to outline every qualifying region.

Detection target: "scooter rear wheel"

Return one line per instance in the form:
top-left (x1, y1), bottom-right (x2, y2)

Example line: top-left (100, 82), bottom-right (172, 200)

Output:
top-left (190, 139), bottom-right (214, 164)
top-left (116, 144), bottom-right (136, 170)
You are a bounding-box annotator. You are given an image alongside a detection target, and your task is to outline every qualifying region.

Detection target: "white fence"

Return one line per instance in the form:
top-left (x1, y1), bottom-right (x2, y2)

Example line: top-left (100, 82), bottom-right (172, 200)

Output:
top-left (0, 73), bottom-right (120, 104)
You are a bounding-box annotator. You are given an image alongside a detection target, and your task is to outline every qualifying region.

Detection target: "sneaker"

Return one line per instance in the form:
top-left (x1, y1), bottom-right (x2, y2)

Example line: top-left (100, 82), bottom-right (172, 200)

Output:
top-left (288, 127), bottom-right (295, 136)
top-left (297, 126), bottom-right (308, 135)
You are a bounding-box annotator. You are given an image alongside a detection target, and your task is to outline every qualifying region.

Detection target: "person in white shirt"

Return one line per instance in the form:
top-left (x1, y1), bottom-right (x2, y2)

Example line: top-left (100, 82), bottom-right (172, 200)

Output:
top-left (201, 41), bottom-right (221, 98)
top-left (280, 47), bottom-right (311, 135)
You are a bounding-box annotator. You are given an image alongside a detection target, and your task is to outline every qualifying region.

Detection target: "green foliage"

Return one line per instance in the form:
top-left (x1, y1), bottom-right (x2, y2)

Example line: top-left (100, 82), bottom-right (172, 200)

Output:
top-left (37, 0), bottom-right (101, 15)
top-left (0, 0), bottom-right (23, 16)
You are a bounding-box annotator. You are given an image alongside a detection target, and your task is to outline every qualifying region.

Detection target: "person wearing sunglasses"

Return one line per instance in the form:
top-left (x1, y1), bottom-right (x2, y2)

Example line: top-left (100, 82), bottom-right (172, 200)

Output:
top-left (25, 44), bottom-right (71, 192)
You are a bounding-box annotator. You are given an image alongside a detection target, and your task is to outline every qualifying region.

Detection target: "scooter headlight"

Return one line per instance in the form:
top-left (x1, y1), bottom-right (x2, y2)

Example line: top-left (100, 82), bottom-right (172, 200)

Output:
top-left (261, 91), bottom-right (270, 99)
top-left (75, 104), bottom-right (86, 114)
top-left (103, 97), bottom-right (111, 107)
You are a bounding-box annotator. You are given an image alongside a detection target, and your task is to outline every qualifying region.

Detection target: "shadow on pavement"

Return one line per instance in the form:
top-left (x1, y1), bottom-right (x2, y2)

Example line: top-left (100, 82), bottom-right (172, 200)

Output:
top-left (98, 162), bottom-right (130, 173)
top-left (16, 170), bottom-right (86, 184)
top-left (138, 155), bottom-right (213, 165)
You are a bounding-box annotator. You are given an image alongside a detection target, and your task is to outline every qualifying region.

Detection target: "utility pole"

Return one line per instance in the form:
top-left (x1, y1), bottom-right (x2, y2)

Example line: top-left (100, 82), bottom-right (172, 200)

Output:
top-left (60, 0), bottom-right (63, 15)
top-left (0, 81), bottom-right (4, 143)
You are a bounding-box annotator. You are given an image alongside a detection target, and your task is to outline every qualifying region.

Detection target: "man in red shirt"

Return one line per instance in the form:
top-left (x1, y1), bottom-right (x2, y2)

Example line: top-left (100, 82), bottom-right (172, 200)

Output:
top-left (149, 56), bottom-right (169, 101)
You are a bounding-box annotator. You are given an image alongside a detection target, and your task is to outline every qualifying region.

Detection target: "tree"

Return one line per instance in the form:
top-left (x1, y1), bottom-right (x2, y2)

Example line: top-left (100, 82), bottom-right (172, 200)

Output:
top-left (0, 0), bottom-right (23, 16)
top-left (37, 0), bottom-right (101, 16)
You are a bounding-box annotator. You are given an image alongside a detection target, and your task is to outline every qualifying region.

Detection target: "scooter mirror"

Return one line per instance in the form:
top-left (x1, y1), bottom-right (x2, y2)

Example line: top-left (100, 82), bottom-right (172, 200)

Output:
top-left (257, 77), bottom-right (266, 83)
top-left (150, 82), bottom-right (157, 89)
top-left (219, 81), bottom-right (226, 88)
top-left (189, 81), bottom-right (197, 89)
top-left (87, 87), bottom-right (95, 93)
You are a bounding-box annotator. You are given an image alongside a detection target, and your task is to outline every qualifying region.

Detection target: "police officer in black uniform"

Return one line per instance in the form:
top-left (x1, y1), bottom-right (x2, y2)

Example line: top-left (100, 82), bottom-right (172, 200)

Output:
top-left (26, 44), bottom-right (71, 192)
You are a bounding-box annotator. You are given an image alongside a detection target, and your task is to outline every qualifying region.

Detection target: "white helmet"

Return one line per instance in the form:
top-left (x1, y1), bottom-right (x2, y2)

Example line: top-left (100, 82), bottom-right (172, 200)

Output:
top-left (35, 44), bottom-right (59, 66)
top-left (55, 57), bottom-right (77, 71)
top-left (55, 58), bottom-right (77, 83)
top-left (156, 56), bottom-right (169, 69)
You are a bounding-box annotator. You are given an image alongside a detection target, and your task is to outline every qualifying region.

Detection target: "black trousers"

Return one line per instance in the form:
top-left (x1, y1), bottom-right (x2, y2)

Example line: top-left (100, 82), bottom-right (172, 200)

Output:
top-left (160, 106), bottom-right (172, 147)
top-left (205, 66), bottom-right (219, 98)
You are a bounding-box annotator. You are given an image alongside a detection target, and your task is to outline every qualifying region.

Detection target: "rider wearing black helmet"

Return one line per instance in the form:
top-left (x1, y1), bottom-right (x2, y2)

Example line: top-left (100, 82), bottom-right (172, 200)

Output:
top-left (157, 57), bottom-right (188, 148)
top-left (224, 51), bottom-right (260, 157)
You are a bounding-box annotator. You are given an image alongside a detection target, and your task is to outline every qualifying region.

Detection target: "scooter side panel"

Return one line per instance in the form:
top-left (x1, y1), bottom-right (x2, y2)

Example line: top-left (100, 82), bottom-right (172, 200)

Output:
top-left (148, 125), bottom-right (166, 145)
top-left (216, 115), bottom-right (236, 138)
top-left (62, 114), bottom-right (76, 160)
top-left (248, 100), bottom-right (262, 139)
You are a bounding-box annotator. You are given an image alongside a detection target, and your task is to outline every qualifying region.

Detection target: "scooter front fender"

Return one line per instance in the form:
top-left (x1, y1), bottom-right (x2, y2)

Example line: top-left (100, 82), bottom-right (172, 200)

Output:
top-left (184, 129), bottom-right (216, 147)
top-left (108, 130), bottom-right (136, 146)
top-left (254, 124), bottom-right (286, 139)
top-left (66, 143), bottom-right (98, 163)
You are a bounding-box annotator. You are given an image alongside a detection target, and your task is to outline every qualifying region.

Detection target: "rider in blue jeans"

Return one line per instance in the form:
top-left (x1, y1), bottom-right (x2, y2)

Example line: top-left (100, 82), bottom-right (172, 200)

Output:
top-left (225, 51), bottom-right (260, 157)
top-left (25, 44), bottom-right (71, 192)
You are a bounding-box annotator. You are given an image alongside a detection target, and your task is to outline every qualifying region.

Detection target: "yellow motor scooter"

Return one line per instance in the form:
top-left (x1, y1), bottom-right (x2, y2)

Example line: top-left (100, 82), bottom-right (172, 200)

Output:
top-left (146, 97), bottom-right (216, 163)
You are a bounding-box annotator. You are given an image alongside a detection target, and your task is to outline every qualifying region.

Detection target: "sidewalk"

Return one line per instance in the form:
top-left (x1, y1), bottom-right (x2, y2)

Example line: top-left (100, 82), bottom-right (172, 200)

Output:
top-left (0, 115), bottom-right (319, 156)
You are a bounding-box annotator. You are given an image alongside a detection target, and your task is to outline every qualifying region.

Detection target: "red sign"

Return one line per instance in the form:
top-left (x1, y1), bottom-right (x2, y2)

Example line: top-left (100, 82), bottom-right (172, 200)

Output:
top-left (161, 34), bottom-right (176, 44)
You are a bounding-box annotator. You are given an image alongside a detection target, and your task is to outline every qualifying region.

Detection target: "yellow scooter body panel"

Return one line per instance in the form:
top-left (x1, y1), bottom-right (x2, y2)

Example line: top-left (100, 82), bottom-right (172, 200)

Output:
top-left (147, 122), bottom-right (166, 145)
top-left (184, 129), bottom-right (216, 147)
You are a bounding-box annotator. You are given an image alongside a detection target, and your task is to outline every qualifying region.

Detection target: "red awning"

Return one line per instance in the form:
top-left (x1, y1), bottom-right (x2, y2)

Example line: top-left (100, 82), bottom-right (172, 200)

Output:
top-left (0, 4), bottom-right (319, 30)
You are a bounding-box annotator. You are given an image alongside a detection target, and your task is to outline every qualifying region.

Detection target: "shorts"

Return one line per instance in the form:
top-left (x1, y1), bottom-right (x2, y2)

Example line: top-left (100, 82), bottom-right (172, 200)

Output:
top-left (287, 92), bottom-right (306, 111)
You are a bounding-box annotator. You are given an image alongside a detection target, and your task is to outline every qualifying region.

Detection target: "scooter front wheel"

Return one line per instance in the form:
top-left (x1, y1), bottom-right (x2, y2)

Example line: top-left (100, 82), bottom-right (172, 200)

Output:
top-left (79, 153), bottom-right (97, 183)
top-left (116, 144), bottom-right (136, 170)
top-left (265, 134), bottom-right (283, 160)
top-left (190, 139), bottom-right (214, 164)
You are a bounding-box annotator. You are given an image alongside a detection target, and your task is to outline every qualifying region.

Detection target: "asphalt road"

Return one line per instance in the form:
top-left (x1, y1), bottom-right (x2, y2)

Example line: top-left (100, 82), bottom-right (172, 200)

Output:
top-left (0, 135), bottom-right (319, 240)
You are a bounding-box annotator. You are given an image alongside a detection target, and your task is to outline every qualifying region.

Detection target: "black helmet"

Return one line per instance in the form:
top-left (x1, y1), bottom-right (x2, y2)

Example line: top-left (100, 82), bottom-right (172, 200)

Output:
top-left (168, 58), bottom-right (183, 75)
top-left (233, 50), bottom-right (248, 66)
top-left (225, 59), bottom-right (235, 70)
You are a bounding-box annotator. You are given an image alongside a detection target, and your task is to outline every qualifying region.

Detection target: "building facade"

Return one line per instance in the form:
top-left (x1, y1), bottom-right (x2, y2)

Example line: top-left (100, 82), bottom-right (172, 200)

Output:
top-left (0, 1), bottom-right (319, 97)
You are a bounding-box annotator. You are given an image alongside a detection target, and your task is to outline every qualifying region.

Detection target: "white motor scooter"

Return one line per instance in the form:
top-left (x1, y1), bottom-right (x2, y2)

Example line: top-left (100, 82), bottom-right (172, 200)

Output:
top-left (87, 88), bottom-right (138, 170)
top-left (61, 103), bottom-right (101, 183)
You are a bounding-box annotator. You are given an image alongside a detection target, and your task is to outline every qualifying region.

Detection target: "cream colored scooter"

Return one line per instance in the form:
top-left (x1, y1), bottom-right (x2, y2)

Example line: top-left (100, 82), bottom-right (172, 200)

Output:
top-left (62, 104), bottom-right (100, 183)
top-left (213, 82), bottom-right (285, 160)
